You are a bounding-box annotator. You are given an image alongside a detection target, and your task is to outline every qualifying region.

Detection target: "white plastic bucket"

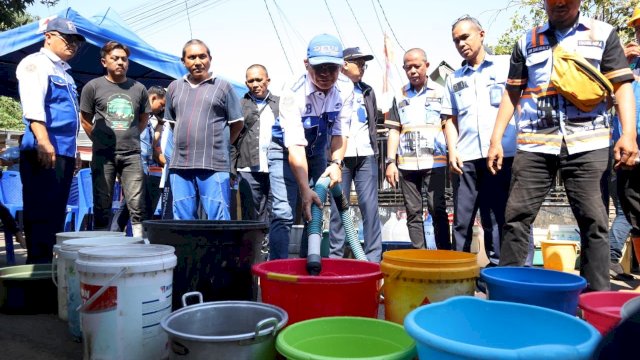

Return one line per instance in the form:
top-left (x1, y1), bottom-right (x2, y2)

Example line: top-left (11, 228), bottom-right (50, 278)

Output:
top-left (56, 231), bottom-right (126, 245)
top-left (58, 236), bottom-right (145, 340)
top-left (76, 244), bottom-right (177, 360)
top-left (52, 231), bottom-right (126, 321)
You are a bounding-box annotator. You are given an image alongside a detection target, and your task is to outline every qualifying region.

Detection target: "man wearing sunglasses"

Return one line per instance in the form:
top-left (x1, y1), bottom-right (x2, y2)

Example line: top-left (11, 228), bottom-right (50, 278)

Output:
top-left (268, 33), bottom-right (354, 260)
top-left (328, 47), bottom-right (383, 262)
top-left (16, 17), bottom-right (85, 263)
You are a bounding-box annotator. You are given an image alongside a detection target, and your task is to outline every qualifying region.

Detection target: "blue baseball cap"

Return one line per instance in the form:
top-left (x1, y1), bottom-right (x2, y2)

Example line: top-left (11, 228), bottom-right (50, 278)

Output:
top-left (307, 34), bottom-right (344, 65)
top-left (45, 17), bottom-right (85, 42)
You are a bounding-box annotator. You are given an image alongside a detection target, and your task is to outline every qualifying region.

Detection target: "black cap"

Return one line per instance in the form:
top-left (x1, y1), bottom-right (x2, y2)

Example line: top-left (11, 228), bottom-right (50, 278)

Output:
top-left (343, 47), bottom-right (373, 62)
top-left (45, 17), bottom-right (85, 42)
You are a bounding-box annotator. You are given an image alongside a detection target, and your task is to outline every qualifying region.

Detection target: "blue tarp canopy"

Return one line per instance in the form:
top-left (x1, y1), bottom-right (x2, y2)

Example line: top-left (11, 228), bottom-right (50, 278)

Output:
top-left (0, 7), bottom-right (245, 98)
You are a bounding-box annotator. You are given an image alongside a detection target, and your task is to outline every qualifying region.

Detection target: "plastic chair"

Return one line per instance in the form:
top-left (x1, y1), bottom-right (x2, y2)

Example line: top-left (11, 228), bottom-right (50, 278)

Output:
top-left (64, 176), bottom-right (79, 231)
top-left (0, 170), bottom-right (23, 265)
top-left (75, 168), bottom-right (94, 231)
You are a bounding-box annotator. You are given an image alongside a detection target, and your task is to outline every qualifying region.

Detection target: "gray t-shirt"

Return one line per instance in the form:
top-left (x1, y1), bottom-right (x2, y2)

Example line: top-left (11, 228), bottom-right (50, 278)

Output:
top-left (80, 76), bottom-right (150, 154)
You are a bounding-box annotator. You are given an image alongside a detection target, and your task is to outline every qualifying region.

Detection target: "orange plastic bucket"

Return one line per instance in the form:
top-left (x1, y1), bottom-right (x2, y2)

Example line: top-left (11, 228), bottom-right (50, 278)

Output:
top-left (540, 240), bottom-right (579, 272)
top-left (380, 250), bottom-right (479, 324)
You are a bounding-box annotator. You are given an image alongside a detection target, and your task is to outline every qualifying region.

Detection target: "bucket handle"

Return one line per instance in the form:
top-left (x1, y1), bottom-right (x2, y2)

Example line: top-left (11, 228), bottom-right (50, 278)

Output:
top-left (255, 317), bottom-right (279, 338)
top-left (51, 253), bottom-right (59, 287)
top-left (77, 267), bottom-right (128, 312)
top-left (181, 291), bottom-right (204, 307)
top-left (476, 277), bottom-right (487, 294)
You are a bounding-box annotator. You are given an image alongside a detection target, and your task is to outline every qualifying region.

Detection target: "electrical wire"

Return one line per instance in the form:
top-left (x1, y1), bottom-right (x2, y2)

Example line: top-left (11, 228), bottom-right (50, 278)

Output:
top-left (323, 0), bottom-right (344, 44)
top-left (344, 0), bottom-right (383, 72)
top-left (374, 0), bottom-right (405, 52)
top-left (263, 0), bottom-right (294, 74)
top-left (135, 0), bottom-right (229, 37)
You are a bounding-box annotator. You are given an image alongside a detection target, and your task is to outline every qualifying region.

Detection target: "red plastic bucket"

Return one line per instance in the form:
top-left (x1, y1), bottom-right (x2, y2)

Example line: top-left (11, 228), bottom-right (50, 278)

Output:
top-left (252, 258), bottom-right (382, 325)
top-left (579, 291), bottom-right (640, 334)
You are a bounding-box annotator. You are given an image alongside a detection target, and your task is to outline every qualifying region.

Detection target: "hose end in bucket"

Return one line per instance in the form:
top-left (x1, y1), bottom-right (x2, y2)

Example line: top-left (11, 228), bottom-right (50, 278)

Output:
top-left (306, 254), bottom-right (322, 275)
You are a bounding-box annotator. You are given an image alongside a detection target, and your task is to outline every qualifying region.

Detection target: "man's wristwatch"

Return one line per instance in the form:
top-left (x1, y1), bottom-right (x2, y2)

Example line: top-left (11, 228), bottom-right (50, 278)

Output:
top-left (329, 158), bottom-right (345, 170)
top-left (385, 157), bottom-right (397, 166)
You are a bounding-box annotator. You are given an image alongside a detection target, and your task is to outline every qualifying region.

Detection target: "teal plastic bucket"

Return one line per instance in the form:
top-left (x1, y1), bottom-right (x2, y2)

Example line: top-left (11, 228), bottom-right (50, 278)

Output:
top-left (276, 316), bottom-right (416, 359)
top-left (404, 297), bottom-right (601, 360)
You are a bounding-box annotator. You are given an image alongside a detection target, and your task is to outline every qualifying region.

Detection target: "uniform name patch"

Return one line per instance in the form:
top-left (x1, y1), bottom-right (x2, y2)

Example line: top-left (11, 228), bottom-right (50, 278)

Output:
top-left (577, 40), bottom-right (604, 48)
top-left (452, 81), bottom-right (468, 93)
top-left (527, 45), bottom-right (550, 55)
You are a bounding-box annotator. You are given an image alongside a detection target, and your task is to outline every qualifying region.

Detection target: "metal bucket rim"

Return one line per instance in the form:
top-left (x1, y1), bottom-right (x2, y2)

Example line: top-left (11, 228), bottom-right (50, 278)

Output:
top-left (161, 301), bottom-right (288, 342)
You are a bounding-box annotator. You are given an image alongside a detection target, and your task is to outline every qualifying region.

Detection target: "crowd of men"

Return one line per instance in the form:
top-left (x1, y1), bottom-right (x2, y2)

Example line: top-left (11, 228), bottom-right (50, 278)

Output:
top-left (13, 0), bottom-right (640, 292)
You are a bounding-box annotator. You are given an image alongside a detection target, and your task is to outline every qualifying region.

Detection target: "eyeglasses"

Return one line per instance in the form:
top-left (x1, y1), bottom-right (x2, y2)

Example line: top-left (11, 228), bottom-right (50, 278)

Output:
top-left (347, 60), bottom-right (368, 70)
top-left (51, 32), bottom-right (81, 47)
top-left (311, 63), bottom-right (341, 73)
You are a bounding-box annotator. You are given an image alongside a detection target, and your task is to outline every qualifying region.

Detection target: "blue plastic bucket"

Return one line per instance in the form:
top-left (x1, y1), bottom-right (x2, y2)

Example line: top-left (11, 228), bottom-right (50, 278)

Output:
top-left (404, 297), bottom-right (601, 360)
top-left (480, 267), bottom-right (586, 315)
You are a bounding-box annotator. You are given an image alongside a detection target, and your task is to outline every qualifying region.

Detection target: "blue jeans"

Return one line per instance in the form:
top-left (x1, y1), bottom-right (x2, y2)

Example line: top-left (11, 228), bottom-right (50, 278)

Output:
top-left (170, 169), bottom-right (230, 220)
top-left (268, 141), bottom-right (326, 260)
top-left (609, 170), bottom-right (632, 262)
top-left (329, 155), bottom-right (382, 262)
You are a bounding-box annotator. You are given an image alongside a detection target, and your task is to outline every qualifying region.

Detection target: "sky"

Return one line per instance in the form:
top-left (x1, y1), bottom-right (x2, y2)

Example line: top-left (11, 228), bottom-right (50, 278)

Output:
top-left (27, 0), bottom-right (519, 95)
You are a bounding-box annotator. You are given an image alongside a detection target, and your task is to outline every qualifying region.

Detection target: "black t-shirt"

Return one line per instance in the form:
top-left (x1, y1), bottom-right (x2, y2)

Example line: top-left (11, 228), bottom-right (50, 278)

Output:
top-left (80, 76), bottom-right (150, 154)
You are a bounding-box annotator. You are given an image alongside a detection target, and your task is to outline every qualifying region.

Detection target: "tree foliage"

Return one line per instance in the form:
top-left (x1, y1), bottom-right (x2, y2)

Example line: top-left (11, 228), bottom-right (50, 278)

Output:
top-left (0, 97), bottom-right (25, 131)
top-left (490, 0), bottom-right (636, 55)
top-left (0, 0), bottom-right (58, 31)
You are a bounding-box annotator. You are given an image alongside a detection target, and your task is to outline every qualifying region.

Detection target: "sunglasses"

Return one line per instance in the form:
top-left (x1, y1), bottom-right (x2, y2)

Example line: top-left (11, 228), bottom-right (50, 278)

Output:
top-left (52, 32), bottom-right (81, 46)
top-left (311, 63), bottom-right (341, 73)
top-left (347, 60), bottom-right (368, 69)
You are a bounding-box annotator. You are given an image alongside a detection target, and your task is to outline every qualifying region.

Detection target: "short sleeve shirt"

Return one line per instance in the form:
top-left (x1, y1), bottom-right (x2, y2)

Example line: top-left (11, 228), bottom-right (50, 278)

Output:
top-left (385, 82), bottom-right (447, 170)
top-left (165, 75), bottom-right (243, 172)
top-left (276, 73), bottom-right (354, 153)
top-left (505, 15), bottom-right (633, 155)
top-left (441, 54), bottom-right (517, 161)
top-left (80, 77), bottom-right (150, 154)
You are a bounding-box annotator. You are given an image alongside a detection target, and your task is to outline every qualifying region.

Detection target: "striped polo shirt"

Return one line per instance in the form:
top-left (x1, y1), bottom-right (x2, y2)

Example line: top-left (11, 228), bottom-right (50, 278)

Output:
top-left (164, 74), bottom-right (243, 172)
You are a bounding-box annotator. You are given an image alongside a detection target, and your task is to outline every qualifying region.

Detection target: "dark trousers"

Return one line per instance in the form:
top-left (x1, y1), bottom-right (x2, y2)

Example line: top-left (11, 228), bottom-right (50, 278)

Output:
top-left (238, 171), bottom-right (271, 223)
top-left (399, 167), bottom-right (450, 250)
top-left (91, 152), bottom-right (146, 229)
top-left (20, 151), bottom-right (74, 264)
top-left (452, 157), bottom-right (513, 265)
top-left (111, 173), bottom-right (162, 231)
top-left (500, 147), bottom-right (610, 291)
top-left (329, 155), bottom-right (383, 262)
top-left (618, 165), bottom-right (640, 237)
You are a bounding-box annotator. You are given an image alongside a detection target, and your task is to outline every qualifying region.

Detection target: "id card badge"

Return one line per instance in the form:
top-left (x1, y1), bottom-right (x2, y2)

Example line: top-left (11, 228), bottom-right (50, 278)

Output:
top-left (490, 84), bottom-right (504, 106)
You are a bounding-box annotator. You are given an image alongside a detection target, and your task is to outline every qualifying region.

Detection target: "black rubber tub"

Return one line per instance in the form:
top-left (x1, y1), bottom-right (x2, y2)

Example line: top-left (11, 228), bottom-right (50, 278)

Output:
top-left (143, 220), bottom-right (268, 310)
top-left (0, 264), bottom-right (57, 314)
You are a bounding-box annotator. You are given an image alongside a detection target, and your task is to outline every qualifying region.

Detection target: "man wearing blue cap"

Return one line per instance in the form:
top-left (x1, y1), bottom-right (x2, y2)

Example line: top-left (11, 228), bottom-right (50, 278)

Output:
top-left (268, 33), bottom-right (354, 260)
top-left (16, 17), bottom-right (85, 263)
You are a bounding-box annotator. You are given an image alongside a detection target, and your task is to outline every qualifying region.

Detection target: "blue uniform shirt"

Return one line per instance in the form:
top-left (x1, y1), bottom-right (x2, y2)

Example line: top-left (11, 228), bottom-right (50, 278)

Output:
top-left (17, 48), bottom-right (79, 158)
top-left (442, 54), bottom-right (517, 160)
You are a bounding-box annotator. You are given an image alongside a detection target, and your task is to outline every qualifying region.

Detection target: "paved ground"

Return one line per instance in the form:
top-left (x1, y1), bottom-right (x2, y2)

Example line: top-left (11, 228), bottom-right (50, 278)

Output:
top-left (1, 236), bottom-right (639, 359)
top-left (0, 241), bottom-right (83, 359)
